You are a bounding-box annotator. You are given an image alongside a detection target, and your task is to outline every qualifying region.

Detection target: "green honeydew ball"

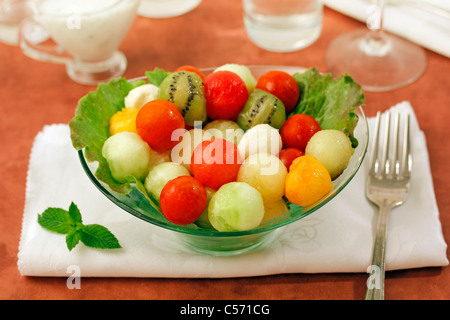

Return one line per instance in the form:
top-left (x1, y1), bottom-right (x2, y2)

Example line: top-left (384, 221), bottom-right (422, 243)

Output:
top-left (102, 132), bottom-right (151, 183)
top-left (208, 182), bottom-right (265, 231)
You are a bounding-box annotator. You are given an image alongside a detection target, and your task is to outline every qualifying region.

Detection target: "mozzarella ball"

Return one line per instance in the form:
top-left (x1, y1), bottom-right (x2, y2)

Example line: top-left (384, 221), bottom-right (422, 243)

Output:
top-left (124, 84), bottom-right (160, 109)
top-left (238, 124), bottom-right (282, 160)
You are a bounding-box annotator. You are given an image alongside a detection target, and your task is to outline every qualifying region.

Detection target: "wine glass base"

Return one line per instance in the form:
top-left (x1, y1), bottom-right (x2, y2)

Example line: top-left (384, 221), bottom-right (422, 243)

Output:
top-left (325, 29), bottom-right (427, 92)
top-left (66, 51), bottom-right (127, 86)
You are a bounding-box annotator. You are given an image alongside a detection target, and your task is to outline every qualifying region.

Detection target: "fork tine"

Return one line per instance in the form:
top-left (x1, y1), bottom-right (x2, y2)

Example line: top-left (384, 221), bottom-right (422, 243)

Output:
top-left (400, 114), bottom-right (411, 178)
top-left (380, 112), bottom-right (391, 177)
top-left (391, 113), bottom-right (400, 177)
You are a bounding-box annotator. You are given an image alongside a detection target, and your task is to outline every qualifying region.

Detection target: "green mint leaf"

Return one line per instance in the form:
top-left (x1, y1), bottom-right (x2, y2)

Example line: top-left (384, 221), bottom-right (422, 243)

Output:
top-left (145, 68), bottom-right (170, 86)
top-left (79, 224), bottom-right (122, 249)
top-left (68, 202), bottom-right (83, 225)
top-left (37, 207), bottom-right (74, 234)
top-left (66, 229), bottom-right (82, 251)
top-left (38, 203), bottom-right (122, 251)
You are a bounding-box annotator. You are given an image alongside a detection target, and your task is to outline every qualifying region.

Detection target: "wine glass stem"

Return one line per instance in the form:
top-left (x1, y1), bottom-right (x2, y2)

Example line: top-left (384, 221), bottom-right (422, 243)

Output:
top-left (371, 0), bottom-right (385, 39)
top-left (362, 0), bottom-right (390, 56)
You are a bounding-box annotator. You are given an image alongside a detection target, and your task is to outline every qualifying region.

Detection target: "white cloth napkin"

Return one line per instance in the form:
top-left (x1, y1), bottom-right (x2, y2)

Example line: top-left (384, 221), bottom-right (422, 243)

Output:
top-left (323, 0), bottom-right (450, 58)
top-left (18, 101), bottom-right (448, 277)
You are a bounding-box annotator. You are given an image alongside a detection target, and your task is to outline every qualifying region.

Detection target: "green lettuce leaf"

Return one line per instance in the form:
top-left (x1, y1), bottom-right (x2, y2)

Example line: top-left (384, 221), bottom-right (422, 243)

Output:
top-left (69, 77), bottom-right (145, 194)
top-left (291, 68), bottom-right (365, 147)
top-left (145, 68), bottom-right (170, 86)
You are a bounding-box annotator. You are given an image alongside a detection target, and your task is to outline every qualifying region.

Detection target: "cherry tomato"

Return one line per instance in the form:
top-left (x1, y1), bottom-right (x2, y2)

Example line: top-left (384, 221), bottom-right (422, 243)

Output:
top-left (174, 65), bottom-right (206, 83)
top-left (278, 147), bottom-right (305, 171)
top-left (280, 113), bottom-right (321, 152)
top-left (159, 176), bottom-right (207, 225)
top-left (204, 71), bottom-right (248, 121)
top-left (136, 99), bottom-right (185, 152)
top-left (190, 138), bottom-right (242, 190)
top-left (256, 70), bottom-right (300, 114)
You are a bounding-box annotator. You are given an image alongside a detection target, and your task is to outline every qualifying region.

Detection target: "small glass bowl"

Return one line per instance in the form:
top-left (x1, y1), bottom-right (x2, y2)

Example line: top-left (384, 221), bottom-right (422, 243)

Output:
top-left (78, 65), bottom-right (369, 256)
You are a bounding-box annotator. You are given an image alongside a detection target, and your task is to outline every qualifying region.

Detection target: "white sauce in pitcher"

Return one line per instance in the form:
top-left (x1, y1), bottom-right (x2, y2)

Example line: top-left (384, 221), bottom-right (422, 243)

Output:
top-left (38, 0), bottom-right (139, 62)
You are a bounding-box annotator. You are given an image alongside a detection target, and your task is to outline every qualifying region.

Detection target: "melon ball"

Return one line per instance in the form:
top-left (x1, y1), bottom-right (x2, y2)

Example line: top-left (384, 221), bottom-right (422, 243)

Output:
top-left (208, 182), bottom-right (264, 231)
top-left (148, 149), bottom-right (171, 170)
top-left (237, 153), bottom-right (287, 204)
top-left (262, 199), bottom-right (289, 223)
top-left (124, 84), bottom-right (160, 109)
top-left (213, 63), bottom-right (257, 93)
top-left (305, 129), bottom-right (354, 180)
top-left (238, 124), bottom-right (282, 160)
top-left (194, 187), bottom-right (216, 229)
top-left (102, 132), bottom-right (151, 182)
top-left (203, 120), bottom-right (244, 145)
top-left (144, 162), bottom-right (191, 202)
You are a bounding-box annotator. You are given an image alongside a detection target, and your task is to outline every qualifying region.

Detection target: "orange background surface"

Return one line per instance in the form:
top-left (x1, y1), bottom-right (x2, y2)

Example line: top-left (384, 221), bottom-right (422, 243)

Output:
top-left (1, 1), bottom-right (449, 299)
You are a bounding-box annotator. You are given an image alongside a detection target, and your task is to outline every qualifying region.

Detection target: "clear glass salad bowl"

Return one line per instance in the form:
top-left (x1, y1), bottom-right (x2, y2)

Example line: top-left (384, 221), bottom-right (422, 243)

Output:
top-left (77, 66), bottom-right (369, 256)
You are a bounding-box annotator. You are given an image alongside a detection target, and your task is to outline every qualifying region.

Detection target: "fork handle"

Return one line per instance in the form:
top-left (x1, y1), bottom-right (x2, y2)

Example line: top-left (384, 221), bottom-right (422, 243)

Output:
top-left (365, 201), bottom-right (391, 300)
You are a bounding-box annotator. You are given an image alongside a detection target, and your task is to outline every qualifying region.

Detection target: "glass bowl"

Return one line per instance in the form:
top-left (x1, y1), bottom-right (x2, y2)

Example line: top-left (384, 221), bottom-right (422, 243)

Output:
top-left (78, 65), bottom-right (369, 256)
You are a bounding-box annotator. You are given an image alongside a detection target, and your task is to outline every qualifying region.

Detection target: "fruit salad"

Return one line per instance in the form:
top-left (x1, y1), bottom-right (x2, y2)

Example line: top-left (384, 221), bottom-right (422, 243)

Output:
top-left (70, 64), bottom-right (364, 232)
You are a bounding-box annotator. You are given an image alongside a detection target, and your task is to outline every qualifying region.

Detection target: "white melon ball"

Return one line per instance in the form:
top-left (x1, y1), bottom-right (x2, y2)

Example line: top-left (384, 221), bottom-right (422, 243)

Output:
top-left (203, 120), bottom-right (244, 145)
top-left (237, 124), bottom-right (282, 160)
top-left (124, 84), bottom-right (160, 109)
top-left (237, 153), bottom-right (287, 204)
top-left (144, 162), bottom-right (191, 202)
top-left (148, 149), bottom-right (171, 170)
top-left (305, 129), bottom-right (354, 180)
top-left (214, 63), bottom-right (257, 93)
top-left (102, 132), bottom-right (151, 182)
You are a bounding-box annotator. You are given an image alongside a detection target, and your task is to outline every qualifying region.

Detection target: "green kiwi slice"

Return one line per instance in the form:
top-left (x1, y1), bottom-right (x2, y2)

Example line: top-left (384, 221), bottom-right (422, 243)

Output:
top-left (237, 89), bottom-right (286, 131)
top-left (159, 71), bottom-right (207, 126)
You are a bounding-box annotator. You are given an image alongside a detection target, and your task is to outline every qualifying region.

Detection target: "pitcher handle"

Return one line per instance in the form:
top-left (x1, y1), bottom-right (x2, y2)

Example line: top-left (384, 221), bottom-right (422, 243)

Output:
top-left (19, 17), bottom-right (72, 64)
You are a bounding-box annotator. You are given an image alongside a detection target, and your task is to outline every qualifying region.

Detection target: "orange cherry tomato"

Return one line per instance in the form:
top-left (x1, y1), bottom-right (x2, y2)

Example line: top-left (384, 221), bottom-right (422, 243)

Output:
top-left (136, 99), bottom-right (185, 152)
top-left (160, 176), bottom-right (207, 225)
top-left (174, 65), bottom-right (206, 83)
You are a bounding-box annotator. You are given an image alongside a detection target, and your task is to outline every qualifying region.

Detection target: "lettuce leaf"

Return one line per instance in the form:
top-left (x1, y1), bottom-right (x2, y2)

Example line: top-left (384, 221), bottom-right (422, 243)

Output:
top-left (145, 68), bottom-right (170, 86)
top-left (69, 77), bottom-right (146, 194)
top-left (291, 68), bottom-right (365, 147)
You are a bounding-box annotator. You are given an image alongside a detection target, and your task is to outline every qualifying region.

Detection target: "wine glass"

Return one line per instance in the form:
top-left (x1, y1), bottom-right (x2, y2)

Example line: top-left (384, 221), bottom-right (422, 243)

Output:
top-left (325, 0), bottom-right (427, 92)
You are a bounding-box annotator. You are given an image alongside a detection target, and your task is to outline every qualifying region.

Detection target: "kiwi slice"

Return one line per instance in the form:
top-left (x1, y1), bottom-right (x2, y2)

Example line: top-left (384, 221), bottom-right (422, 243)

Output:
top-left (237, 89), bottom-right (286, 131)
top-left (159, 71), bottom-right (207, 126)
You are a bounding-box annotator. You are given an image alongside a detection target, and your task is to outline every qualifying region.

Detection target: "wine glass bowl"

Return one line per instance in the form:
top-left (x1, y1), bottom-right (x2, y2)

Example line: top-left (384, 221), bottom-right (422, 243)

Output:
top-left (325, 0), bottom-right (427, 92)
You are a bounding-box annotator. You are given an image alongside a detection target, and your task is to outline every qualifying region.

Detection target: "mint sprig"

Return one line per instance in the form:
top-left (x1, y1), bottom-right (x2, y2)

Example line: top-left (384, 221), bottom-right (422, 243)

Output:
top-left (37, 202), bottom-right (121, 251)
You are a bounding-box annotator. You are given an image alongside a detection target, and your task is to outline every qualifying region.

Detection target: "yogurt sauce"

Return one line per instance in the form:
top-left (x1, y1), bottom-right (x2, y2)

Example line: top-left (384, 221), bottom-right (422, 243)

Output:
top-left (37, 0), bottom-right (139, 62)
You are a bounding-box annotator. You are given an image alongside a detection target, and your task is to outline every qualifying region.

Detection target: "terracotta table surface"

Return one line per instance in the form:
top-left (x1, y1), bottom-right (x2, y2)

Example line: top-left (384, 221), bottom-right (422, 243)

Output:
top-left (0, 1), bottom-right (449, 300)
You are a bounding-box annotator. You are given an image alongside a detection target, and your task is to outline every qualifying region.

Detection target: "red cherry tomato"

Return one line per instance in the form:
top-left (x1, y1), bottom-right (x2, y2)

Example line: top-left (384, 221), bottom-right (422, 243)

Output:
top-left (136, 99), bottom-right (185, 152)
top-left (280, 113), bottom-right (321, 152)
top-left (190, 138), bottom-right (242, 190)
top-left (174, 65), bottom-right (206, 83)
top-left (204, 71), bottom-right (249, 121)
top-left (160, 176), bottom-right (207, 225)
top-left (256, 70), bottom-right (300, 114)
top-left (278, 147), bottom-right (305, 171)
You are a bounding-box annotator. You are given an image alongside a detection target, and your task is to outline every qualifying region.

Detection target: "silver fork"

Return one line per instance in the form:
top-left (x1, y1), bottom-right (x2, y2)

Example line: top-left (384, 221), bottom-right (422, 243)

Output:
top-left (365, 111), bottom-right (412, 300)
